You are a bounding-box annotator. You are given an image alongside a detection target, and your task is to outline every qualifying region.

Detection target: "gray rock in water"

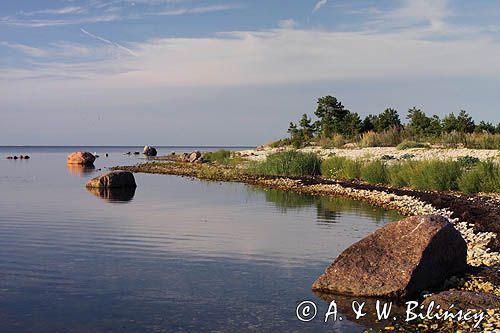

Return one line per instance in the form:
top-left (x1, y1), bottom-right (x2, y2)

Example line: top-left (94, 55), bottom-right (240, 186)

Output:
top-left (86, 170), bottom-right (137, 188)
top-left (143, 146), bottom-right (157, 156)
top-left (312, 215), bottom-right (467, 297)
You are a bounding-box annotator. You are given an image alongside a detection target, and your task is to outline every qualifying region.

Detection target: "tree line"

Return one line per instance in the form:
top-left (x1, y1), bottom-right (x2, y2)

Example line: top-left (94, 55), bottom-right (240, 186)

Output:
top-left (286, 95), bottom-right (500, 148)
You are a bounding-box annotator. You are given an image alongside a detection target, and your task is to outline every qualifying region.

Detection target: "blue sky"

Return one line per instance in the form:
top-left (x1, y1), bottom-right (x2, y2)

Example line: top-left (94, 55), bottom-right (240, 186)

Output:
top-left (1, 0), bottom-right (500, 145)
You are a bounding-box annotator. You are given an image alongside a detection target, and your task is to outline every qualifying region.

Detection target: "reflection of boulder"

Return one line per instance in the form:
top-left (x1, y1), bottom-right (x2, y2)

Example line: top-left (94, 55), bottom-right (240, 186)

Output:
top-left (67, 151), bottom-right (95, 166)
top-left (86, 170), bottom-right (137, 188)
top-left (86, 186), bottom-right (136, 202)
top-left (312, 215), bottom-right (467, 297)
top-left (67, 164), bottom-right (95, 176)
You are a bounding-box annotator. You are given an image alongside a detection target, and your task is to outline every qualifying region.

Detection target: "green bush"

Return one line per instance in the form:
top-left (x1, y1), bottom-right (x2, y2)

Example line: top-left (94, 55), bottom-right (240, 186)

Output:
top-left (267, 138), bottom-right (291, 148)
top-left (458, 161), bottom-right (500, 194)
top-left (456, 155), bottom-right (480, 169)
top-left (321, 156), bottom-right (361, 180)
top-left (388, 161), bottom-right (416, 187)
top-left (409, 160), bottom-right (462, 191)
top-left (252, 151), bottom-right (321, 177)
top-left (396, 140), bottom-right (430, 150)
top-left (361, 160), bottom-right (388, 184)
top-left (203, 149), bottom-right (231, 164)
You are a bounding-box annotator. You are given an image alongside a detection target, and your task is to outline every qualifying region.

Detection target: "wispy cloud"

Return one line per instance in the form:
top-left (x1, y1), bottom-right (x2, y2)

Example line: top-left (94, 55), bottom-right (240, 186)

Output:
top-left (155, 4), bottom-right (243, 16)
top-left (19, 6), bottom-right (87, 16)
top-left (0, 14), bottom-right (121, 27)
top-left (312, 0), bottom-right (328, 14)
top-left (0, 42), bottom-right (49, 57)
top-left (381, 0), bottom-right (452, 32)
top-left (80, 28), bottom-right (137, 57)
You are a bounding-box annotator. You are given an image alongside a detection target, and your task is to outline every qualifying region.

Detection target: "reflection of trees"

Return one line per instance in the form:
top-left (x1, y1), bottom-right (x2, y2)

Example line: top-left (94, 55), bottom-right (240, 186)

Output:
top-left (262, 189), bottom-right (317, 212)
top-left (255, 187), bottom-right (401, 225)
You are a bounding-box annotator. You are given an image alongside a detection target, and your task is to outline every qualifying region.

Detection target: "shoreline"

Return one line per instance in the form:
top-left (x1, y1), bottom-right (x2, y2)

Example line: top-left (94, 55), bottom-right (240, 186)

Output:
top-left (112, 157), bottom-right (500, 331)
top-left (112, 159), bottom-right (499, 266)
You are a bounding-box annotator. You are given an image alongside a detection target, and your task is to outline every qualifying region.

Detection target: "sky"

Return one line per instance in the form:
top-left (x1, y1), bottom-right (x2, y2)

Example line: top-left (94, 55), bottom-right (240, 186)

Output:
top-left (1, 0), bottom-right (500, 146)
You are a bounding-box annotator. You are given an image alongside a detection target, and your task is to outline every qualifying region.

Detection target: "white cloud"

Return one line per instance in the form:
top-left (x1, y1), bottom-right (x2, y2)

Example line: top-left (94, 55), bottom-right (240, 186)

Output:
top-left (0, 42), bottom-right (49, 57)
top-left (19, 6), bottom-right (87, 16)
top-left (383, 0), bottom-right (451, 32)
top-left (0, 14), bottom-right (121, 27)
top-left (3, 25), bottom-right (500, 86)
top-left (154, 4), bottom-right (242, 16)
top-left (312, 0), bottom-right (328, 14)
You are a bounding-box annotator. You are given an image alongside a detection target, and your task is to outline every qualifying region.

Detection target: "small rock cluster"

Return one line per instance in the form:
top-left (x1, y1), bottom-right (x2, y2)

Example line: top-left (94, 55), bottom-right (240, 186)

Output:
top-left (5, 155), bottom-right (30, 160)
top-left (143, 146), bottom-right (157, 157)
top-left (179, 151), bottom-right (204, 163)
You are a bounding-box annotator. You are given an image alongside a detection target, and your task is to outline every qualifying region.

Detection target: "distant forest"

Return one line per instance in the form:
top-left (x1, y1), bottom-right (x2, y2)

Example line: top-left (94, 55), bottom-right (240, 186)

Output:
top-left (276, 96), bottom-right (500, 149)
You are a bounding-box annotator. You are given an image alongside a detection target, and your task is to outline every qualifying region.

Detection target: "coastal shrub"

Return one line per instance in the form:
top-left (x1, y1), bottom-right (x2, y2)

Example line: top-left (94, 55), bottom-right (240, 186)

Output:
top-left (396, 140), bottom-right (430, 150)
top-left (252, 151), bottom-right (321, 177)
top-left (463, 133), bottom-right (500, 149)
top-left (400, 153), bottom-right (415, 159)
top-left (203, 149), bottom-right (231, 164)
top-left (318, 134), bottom-right (346, 148)
top-left (360, 160), bottom-right (388, 184)
top-left (359, 128), bottom-right (403, 147)
top-left (409, 160), bottom-right (462, 191)
top-left (456, 155), bottom-right (480, 169)
top-left (321, 156), bottom-right (361, 180)
top-left (458, 161), bottom-right (500, 194)
top-left (440, 131), bottom-right (466, 148)
top-left (267, 138), bottom-right (291, 148)
top-left (387, 161), bottom-right (416, 187)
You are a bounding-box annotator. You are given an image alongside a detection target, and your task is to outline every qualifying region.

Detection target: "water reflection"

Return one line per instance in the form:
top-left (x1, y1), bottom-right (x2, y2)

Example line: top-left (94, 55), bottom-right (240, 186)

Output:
top-left (67, 164), bottom-right (95, 176)
top-left (313, 291), bottom-right (411, 330)
top-left (86, 186), bottom-right (136, 202)
top-left (258, 188), bottom-right (400, 224)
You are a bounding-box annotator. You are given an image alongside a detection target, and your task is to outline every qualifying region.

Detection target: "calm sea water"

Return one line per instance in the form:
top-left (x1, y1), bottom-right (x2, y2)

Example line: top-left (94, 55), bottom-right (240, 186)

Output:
top-left (0, 146), bottom-right (401, 332)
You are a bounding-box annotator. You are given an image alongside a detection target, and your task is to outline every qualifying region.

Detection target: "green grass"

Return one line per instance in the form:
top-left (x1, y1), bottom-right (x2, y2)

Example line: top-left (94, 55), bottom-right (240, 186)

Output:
top-left (252, 151), bottom-right (321, 177)
top-left (458, 161), bottom-right (500, 194)
top-left (396, 140), bottom-right (431, 150)
top-left (398, 160), bottom-right (462, 191)
top-left (203, 149), bottom-right (232, 164)
top-left (320, 156), bottom-right (499, 194)
top-left (360, 160), bottom-right (388, 184)
top-left (321, 156), bottom-right (361, 179)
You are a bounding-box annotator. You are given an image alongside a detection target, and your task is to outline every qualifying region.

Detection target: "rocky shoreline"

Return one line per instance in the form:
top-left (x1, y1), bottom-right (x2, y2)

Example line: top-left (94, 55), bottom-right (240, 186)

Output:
top-left (112, 157), bottom-right (499, 332)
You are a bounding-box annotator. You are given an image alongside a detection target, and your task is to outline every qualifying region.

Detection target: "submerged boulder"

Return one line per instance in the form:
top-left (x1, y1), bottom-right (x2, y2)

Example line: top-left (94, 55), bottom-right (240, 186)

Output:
top-left (86, 170), bottom-right (136, 188)
top-left (312, 215), bottom-right (467, 297)
top-left (67, 152), bottom-right (95, 166)
top-left (143, 146), bottom-right (157, 156)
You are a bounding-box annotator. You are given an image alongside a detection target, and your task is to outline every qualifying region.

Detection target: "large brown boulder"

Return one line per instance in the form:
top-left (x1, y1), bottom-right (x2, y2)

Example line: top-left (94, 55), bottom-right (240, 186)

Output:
top-left (86, 171), bottom-right (136, 188)
top-left (67, 152), bottom-right (95, 165)
top-left (312, 215), bottom-right (467, 297)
